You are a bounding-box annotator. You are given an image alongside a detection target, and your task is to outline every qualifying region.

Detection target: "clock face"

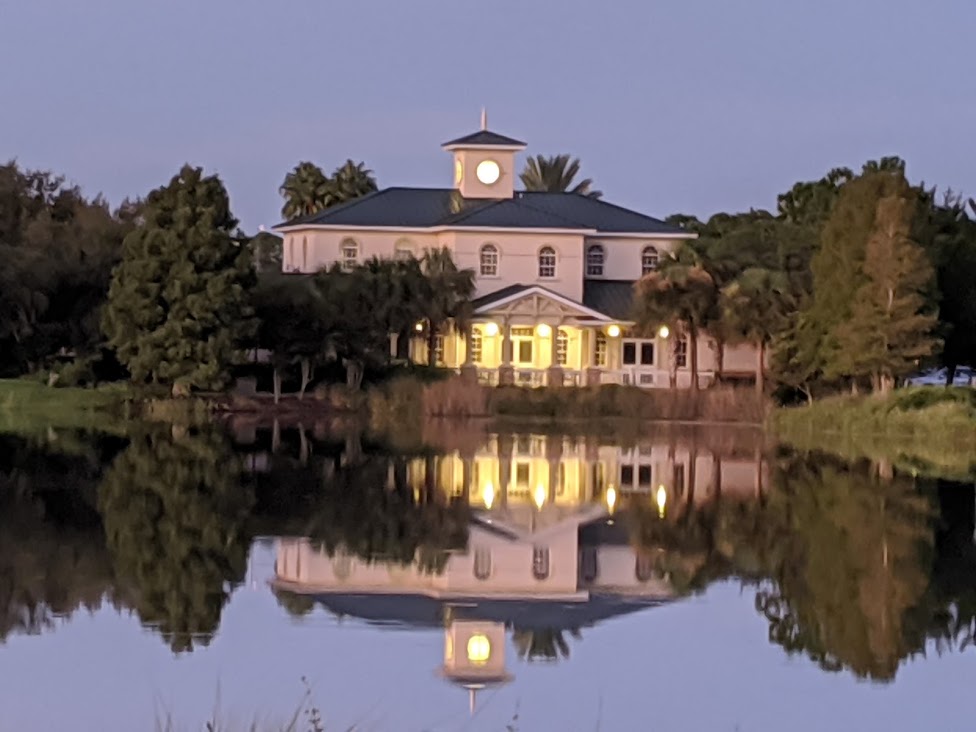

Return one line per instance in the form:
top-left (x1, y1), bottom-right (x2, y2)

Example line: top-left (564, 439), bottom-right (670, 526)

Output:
top-left (454, 159), bottom-right (463, 185)
top-left (476, 159), bottom-right (501, 185)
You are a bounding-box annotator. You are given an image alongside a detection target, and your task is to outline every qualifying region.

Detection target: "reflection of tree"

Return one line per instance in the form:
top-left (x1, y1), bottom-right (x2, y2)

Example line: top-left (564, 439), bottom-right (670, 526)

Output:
top-left (302, 455), bottom-right (469, 574)
top-left (513, 628), bottom-right (580, 662)
top-left (98, 428), bottom-right (254, 653)
top-left (273, 589), bottom-right (315, 619)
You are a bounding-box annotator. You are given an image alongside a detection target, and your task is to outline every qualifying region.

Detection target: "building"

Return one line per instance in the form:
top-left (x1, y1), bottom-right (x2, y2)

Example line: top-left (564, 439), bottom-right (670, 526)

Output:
top-left (274, 114), bottom-right (758, 388)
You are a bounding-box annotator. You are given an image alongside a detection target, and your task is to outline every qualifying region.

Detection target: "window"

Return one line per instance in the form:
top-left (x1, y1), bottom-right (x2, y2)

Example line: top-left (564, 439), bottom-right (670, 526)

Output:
top-left (515, 462), bottom-right (530, 488)
top-left (638, 465), bottom-right (652, 487)
top-left (474, 547), bottom-right (491, 580)
top-left (673, 464), bottom-right (686, 495)
top-left (623, 340), bottom-right (655, 366)
top-left (623, 342), bottom-right (637, 366)
top-left (469, 329), bottom-right (483, 363)
top-left (594, 333), bottom-right (607, 367)
top-left (434, 334), bottom-right (444, 364)
top-left (592, 462), bottom-right (606, 492)
top-left (480, 244), bottom-right (498, 276)
top-left (641, 246), bottom-right (659, 275)
top-left (641, 343), bottom-right (655, 365)
top-left (580, 547), bottom-right (598, 583)
top-left (394, 239), bottom-right (414, 261)
top-left (635, 553), bottom-right (656, 582)
top-left (675, 338), bottom-right (688, 368)
top-left (340, 238), bottom-right (359, 270)
top-left (586, 244), bottom-right (605, 276)
top-left (556, 329), bottom-right (568, 366)
top-left (620, 464), bottom-right (634, 486)
top-left (517, 341), bottom-right (533, 363)
top-left (532, 546), bottom-right (550, 580)
top-left (538, 246), bottom-right (556, 278)
top-left (512, 327), bottom-right (534, 365)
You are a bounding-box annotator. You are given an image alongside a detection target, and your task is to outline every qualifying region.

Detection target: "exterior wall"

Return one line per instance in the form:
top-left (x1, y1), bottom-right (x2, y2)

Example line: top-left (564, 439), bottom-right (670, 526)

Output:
top-left (452, 230), bottom-right (586, 301)
top-left (584, 235), bottom-right (687, 281)
top-left (281, 229), bottom-right (444, 272)
top-left (454, 149), bottom-right (517, 200)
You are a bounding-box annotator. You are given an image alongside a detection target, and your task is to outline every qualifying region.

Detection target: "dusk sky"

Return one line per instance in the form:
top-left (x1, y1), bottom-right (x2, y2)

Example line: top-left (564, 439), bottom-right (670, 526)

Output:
top-left (2, 0), bottom-right (974, 233)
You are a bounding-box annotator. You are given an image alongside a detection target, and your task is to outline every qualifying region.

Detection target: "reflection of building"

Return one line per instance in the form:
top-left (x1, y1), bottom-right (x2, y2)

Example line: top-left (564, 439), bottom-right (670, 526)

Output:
top-left (273, 115), bottom-right (761, 389)
top-left (440, 620), bottom-right (512, 714)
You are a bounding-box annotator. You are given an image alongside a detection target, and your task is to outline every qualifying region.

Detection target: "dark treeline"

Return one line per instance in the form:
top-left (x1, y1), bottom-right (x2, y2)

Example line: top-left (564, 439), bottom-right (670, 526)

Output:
top-left (2, 154), bottom-right (974, 398)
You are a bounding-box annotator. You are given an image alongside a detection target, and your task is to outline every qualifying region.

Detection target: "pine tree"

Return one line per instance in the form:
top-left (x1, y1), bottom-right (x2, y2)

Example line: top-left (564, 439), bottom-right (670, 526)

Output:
top-left (102, 165), bottom-right (255, 392)
top-left (831, 196), bottom-right (939, 392)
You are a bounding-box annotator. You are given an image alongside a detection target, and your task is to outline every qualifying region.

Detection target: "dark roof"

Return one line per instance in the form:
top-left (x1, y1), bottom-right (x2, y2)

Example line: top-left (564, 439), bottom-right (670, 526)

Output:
top-left (277, 188), bottom-right (687, 235)
top-left (471, 283), bottom-right (575, 311)
top-left (582, 280), bottom-right (637, 320)
top-left (442, 129), bottom-right (527, 148)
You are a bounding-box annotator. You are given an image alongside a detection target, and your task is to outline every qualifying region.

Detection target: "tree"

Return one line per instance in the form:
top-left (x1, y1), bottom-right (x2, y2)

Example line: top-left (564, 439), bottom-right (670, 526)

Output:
top-left (102, 165), bottom-right (256, 393)
top-left (330, 159), bottom-right (378, 205)
top-left (831, 196), bottom-right (939, 392)
top-left (721, 268), bottom-right (795, 394)
top-left (418, 247), bottom-right (475, 364)
top-left (634, 262), bottom-right (718, 391)
top-left (519, 154), bottom-right (601, 198)
top-left (250, 231), bottom-right (283, 273)
top-left (777, 167), bottom-right (853, 226)
top-left (279, 162), bottom-right (332, 220)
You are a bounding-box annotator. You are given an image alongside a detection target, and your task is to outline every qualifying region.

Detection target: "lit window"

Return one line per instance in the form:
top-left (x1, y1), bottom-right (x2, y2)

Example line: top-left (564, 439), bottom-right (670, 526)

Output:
top-left (469, 329), bottom-right (483, 363)
top-left (340, 239), bottom-right (359, 270)
top-left (594, 333), bottom-right (607, 367)
top-left (474, 547), bottom-right (491, 580)
top-left (538, 246), bottom-right (556, 278)
top-left (642, 246), bottom-right (659, 275)
top-left (586, 244), bottom-right (605, 276)
top-left (532, 546), bottom-right (550, 580)
top-left (675, 338), bottom-right (688, 368)
top-left (434, 334), bottom-right (445, 364)
top-left (556, 329), bottom-right (568, 366)
top-left (480, 244), bottom-right (498, 276)
top-left (515, 462), bottom-right (530, 487)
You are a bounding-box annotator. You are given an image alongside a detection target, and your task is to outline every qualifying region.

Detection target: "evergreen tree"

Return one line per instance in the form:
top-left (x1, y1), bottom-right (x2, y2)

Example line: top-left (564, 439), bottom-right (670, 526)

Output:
top-left (831, 196), bottom-right (939, 391)
top-left (102, 165), bottom-right (255, 392)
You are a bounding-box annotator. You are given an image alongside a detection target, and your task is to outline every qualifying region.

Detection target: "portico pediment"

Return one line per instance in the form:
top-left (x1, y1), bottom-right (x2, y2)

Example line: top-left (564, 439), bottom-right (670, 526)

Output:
top-left (473, 285), bottom-right (613, 323)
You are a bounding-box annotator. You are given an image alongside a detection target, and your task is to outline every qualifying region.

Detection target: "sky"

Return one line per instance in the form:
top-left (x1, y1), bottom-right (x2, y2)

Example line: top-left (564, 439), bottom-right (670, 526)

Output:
top-left (1, 0), bottom-right (974, 233)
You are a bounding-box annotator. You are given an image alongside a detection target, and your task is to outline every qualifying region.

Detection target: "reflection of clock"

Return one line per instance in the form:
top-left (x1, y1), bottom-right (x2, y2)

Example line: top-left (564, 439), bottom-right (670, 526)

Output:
top-left (454, 159), bottom-right (463, 185)
top-left (476, 159), bottom-right (501, 185)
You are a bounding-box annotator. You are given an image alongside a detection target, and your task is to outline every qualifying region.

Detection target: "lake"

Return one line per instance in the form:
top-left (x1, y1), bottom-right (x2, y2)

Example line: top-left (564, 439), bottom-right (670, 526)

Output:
top-left (0, 421), bottom-right (974, 732)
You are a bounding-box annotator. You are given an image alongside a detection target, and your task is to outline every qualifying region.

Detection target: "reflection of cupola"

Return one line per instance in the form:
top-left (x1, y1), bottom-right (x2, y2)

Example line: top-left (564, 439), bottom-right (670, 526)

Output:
top-left (442, 110), bottom-right (526, 200)
top-left (439, 619), bottom-right (513, 715)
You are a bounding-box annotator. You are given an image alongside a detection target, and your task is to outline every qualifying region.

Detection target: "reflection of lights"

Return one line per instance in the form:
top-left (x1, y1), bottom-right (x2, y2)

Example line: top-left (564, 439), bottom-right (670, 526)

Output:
top-left (537, 323), bottom-right (552, 338)
top-left (607, 324), bottom-right (621, 338)
top-left (534, 483), bottom-right (546, 510)
top-left (606, 485), bottom-right (617, 514)
top-left (467, 634), bottom-right (491, 664)
top-left (656, 484), bottom-right (667, 517)
top-left (483, 482), bottom-right (495, 509)
top-left (446, 633), bottom-right (454, 662)
top-left (415, 322), bottom-right (424, 332)
top-left (658, 325), bottom-right (670, 339)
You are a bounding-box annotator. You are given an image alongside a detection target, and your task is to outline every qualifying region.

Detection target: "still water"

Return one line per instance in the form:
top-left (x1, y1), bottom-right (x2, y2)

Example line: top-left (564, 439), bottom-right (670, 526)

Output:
top-left (0, 422), bottom-right (974, 731)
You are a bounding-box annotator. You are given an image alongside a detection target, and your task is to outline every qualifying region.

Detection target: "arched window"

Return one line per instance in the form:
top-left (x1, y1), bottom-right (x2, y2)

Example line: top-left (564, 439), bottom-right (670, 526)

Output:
top-left (394, 238), bottom-right (414, 261)
top-left (538, 246), bottom-right (556, 278)
top-left (340, 238), bottom-right (359, 270)
top-left (532, 546), bottom-right (550, 580)
top-left (641, 246), bottom-right (659, 275)
top-left (480, 244), bottom-right (498, 276)
top-left (556, 329), bottom-right (568, 366)
top-left (635, 553), bottom-right (657, 582)
top-left (579, 547), bottom-right (598, 583)
top-left (474, 547), bottom-right (492, 580)
top-left (302, 236), bottom-right (308, 270)
top-left (469, 328), bottom-right (483, 363)
top-left (586, 244), bottom-right (605, 276)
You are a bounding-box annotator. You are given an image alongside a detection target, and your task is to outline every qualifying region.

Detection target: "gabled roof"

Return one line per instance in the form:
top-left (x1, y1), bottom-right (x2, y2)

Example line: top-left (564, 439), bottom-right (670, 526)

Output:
top-left (276, 188), bottom-right (689, 236)
top-left (442, 129), bottom-right (527, 148)
top-left (471, 284), bottom-right (615, 322)
top-left (582, 280), bottom-right (637, 321)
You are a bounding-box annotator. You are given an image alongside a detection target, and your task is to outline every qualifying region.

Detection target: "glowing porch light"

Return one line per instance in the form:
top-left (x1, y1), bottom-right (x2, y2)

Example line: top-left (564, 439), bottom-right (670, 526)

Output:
top-left (467, 634), bottom-right (491, 665)
top-left (415, 321), bottom-right (424, 332)
top-left (606, 324), bottom-right (621, 338)
top-left (606, 485), bottom-right (617, 514)
top-left (534, 483), bottom-right (546, 510)
top-left (658, 325), bottom-right (670, 339)
top-left (537, 323), bottom-right (552, 338)
top-left (484, 322), bottom-right (500, 337)
top-left (656, 484), bottom-right (667, 517)
top-left (483, 482), bottom-right (495, 510)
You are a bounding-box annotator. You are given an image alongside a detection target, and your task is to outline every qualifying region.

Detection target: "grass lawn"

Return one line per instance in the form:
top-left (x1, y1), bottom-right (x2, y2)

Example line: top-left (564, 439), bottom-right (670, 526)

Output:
top-left (0, 378), bottom-right (136, 434)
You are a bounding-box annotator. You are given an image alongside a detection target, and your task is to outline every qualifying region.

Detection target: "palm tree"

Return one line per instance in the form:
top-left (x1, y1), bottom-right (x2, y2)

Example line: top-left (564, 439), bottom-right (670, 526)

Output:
top-left (634, 261), bottom-right (718, 392)
top-left (279, 162), bottom-right (332, 220)
top-left (331, 159), bottom-right (378, 205)
top-left (419, 247), bottom-right (476, 364)
top-left (512, 628), bottom-right (579, 661)
top-left (721, 267), bottom-right (795, 394)
top-left (519, 154), bottom-right (602, 198)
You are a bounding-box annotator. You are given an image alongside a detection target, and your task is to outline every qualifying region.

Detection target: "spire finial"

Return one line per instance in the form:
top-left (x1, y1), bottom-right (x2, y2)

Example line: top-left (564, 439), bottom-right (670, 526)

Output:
top-left (480, 107), bottom-right (487, 131)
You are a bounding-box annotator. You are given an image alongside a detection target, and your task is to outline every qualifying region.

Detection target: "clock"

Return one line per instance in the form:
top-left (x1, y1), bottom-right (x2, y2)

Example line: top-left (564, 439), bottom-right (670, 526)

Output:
top-left (454, 159), bottom-right (463, 185)
top-left (476, 159), bottom-right (501, 185)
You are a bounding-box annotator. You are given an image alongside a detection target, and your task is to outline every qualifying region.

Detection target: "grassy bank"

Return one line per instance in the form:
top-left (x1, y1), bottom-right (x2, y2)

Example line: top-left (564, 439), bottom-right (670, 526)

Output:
top-left (0, 378), bottom-right (137, 434)
top-left (772, 387), bottom-right (976, 480)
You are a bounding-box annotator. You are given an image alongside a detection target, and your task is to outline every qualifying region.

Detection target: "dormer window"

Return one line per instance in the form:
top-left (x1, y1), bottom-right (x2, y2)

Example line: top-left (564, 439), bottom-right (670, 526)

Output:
top-left (538, 246), bottom-right (556, 279)
top-left (480, 244), bottom-right (499, 276)
top-left (642, 246), bottom-right (659, 275)
top-left (586, 244), bottom-right (605, 276)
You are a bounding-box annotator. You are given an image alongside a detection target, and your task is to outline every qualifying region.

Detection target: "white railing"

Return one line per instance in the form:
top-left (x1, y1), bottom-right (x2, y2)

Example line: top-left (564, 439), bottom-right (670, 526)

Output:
top-left (599, 369), bottom-right (658, 388)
